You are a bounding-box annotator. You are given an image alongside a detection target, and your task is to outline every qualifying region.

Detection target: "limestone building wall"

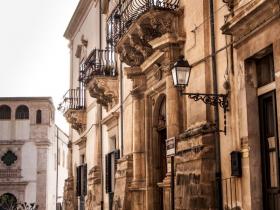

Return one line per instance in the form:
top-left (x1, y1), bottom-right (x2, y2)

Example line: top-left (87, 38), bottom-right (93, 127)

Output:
top-left (62, 0), bottom-right (280, 210)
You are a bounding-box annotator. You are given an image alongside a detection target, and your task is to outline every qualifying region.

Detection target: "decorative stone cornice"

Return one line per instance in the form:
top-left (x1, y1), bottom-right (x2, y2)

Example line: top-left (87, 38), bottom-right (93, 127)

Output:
top-left (0, 140), bottom-right (24, 145)
top-left (222, 0), bottom-right (280, 41)
top-left (86, 76), bottom-right (119, 110)
top-left (179, 122), bottom-right (217, 140)
top-left (64, 109), bottom-right (87, 134)
top-left (74, 137), bottom-right (87, 150)
top-left (64, 0), bottom-right (94, 40)
top-left (101, 111), bottom-right (119, 131)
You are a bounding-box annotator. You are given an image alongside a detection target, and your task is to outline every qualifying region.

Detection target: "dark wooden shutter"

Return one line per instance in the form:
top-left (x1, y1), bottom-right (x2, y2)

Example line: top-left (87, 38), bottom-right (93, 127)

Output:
top-left (105, 154), bottom-right (112, 193)
top-left (82, 164), bottom-right (87, 196)
top-left (114, 149), bottom-right (120, 170)
top-left (76, 166), bottom-right (82, 196)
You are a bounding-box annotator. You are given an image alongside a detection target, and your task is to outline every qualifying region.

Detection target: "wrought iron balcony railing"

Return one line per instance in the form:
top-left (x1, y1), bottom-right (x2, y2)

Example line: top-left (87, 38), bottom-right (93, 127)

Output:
top-left (58, 88), bottom-right (85, 114)
top-left (79, 48), bottom-right (116, 84)
top-left (107, 0), bottom-right (180, 46)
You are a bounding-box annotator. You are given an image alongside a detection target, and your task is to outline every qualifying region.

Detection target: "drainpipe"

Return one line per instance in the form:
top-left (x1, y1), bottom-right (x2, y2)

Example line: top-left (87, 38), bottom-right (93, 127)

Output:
top-left (120, 61), bottom-right (124, 157)
top-left (209, 1), bottom-right (223, 210)
top-left (56, 127), bottom-right (59, 209)
top-left (99, 1), bottom-right (105, 210)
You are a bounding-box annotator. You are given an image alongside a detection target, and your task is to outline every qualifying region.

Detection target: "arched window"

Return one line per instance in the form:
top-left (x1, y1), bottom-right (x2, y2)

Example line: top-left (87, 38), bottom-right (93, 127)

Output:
top-left (15, 105), bottom-right (29, 120)
top-left (36, 110), bottom-right (42, 124)
top-left (0, 105), bottom-right (11, 120)
top-left (0, 193), bottom-right (17, 209)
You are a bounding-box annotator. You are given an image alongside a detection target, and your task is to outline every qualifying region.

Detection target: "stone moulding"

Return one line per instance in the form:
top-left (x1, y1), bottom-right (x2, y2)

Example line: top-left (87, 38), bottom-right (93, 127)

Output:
top-left (221, 0), bottom-right (280, 41)
top-left (0, 169), bottom-right (21, 179)
top-left (64, 108), bottom-right (86, 134)
top-left (101, 111), bottom-right (119, 131)
top-left (179, 121), bottom-right (217, 140)
top-left (86, 76), bottom-right (119, 110)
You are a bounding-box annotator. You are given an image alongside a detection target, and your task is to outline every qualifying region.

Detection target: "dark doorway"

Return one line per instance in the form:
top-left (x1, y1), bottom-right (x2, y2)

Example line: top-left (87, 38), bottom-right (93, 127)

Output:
top-left (0, 193), bottom-right (17, 210)
top-left (259, 91), bottom-right (280, 209)
top-left (155, 96), bottom-right (167, 210)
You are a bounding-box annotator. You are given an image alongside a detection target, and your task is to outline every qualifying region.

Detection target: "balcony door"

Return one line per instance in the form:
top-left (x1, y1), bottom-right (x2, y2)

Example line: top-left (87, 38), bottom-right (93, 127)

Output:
top-left (259, 91), bottom-right (280, 209)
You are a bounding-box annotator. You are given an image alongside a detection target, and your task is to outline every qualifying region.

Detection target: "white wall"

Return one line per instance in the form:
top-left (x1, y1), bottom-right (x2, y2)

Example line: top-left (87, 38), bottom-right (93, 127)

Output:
top-left (0, 121), bottom-right (11, 140)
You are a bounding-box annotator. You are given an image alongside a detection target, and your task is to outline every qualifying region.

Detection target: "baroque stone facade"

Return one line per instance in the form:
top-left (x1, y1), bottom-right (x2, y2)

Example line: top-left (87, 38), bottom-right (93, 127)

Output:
top-left (62, 0), bottom-right (280, 210)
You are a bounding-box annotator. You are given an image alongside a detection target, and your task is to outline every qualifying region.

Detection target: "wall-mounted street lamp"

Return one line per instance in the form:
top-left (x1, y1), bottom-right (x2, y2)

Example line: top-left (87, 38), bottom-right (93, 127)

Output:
top-left (171, 56), bottom-right (229, 134)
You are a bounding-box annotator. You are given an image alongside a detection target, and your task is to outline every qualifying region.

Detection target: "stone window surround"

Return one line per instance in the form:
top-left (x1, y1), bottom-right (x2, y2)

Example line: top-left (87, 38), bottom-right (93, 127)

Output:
top-left (0, 141), bottom-right (23, 171)
top-left (236, 36), bottom-right (280, 210)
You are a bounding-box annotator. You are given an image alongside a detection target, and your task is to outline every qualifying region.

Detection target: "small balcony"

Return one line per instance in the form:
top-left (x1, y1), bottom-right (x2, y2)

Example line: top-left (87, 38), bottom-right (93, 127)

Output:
top-left (106, 0), bottom-right (182, 67)
top-left (58, 88), bottom-right (86, 134)
top-left (80, 48), bottom-right (118, 110)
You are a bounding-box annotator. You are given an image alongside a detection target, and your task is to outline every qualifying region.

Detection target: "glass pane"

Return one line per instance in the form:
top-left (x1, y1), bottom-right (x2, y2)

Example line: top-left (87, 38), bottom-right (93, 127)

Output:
top-left (177, 67), bottom-right (189, 85)
top-left (257, 53), bottom-right (275, 87)
top-left (171, 68), bottom-right (177, 86)
top-left (268, 137), bottom-right (278, 187)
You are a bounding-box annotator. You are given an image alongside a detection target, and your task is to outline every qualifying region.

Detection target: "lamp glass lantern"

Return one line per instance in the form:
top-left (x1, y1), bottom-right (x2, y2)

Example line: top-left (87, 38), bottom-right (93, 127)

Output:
top-left (171, 56), bottom-right (192, 88)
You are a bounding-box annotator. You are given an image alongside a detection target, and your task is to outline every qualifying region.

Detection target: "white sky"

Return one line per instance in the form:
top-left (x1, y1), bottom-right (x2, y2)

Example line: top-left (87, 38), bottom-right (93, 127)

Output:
top-left (0, 0), bottom-right (79, 133)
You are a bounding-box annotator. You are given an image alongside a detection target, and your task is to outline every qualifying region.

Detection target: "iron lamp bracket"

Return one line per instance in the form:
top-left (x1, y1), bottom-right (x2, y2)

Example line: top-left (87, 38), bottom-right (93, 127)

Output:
top-left (180, 91), bottom-right (229, 135)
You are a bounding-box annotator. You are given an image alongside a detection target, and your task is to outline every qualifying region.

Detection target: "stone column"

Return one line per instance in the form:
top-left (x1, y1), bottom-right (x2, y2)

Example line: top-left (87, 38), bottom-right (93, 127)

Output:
top-left (161, 74), bottom-right (180, 210)
top-left (35, 142), bottom-right (50, 210)
top-left (166, 74), bottom-right (180, 139)
top-left (130, 93), bottom-right (146, 210)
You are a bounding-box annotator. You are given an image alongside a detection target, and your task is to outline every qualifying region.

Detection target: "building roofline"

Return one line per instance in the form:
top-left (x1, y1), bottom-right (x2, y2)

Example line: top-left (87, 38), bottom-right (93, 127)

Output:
top-left (64, 0), bottom-right (94, 40)
top-left (0, 97), bottom-right (55, 107)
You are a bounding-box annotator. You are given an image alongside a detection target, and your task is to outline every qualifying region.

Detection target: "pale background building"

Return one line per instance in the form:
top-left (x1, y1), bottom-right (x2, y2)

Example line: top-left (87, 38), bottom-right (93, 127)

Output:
top-left (0, 97), bottom-right (68, 210)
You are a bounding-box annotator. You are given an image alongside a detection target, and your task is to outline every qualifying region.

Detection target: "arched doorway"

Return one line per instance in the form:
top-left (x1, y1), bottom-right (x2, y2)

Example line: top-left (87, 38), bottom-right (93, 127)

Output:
top-left (152, 95), bottom-right (167, 210)
top-left (0, 193), bottom-right (17, 210)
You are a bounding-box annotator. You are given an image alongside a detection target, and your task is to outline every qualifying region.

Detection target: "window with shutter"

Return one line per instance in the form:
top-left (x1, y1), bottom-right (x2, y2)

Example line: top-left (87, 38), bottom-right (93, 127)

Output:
top-left (76, 166), bottom-right (82, 196)
top-left (105, 154), bottom-right (112, 193)
top-left (82, 164), bottom-right (87, 196)
top-left (114, 149), bottom-right (120, 171)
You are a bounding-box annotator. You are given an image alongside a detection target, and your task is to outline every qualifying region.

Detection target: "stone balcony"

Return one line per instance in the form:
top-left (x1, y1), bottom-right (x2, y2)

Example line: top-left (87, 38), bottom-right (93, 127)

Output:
top-left (58, 88), bottom-right (86, 134)
top-left (107, 0), bottom-right (182, 68)
top-left (79, 48), bottom-right (118, 110)
top-left (222, 0), bottom-right (280, 42)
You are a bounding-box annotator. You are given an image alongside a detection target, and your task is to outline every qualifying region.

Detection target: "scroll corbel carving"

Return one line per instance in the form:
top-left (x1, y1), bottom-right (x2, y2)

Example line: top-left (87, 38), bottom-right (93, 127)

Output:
top-left (119, 44), bottom-right (144, 67)
top-left (129, 34), bottom-right (153, 59)
top-left (149, 13), bottom-right (174, 35)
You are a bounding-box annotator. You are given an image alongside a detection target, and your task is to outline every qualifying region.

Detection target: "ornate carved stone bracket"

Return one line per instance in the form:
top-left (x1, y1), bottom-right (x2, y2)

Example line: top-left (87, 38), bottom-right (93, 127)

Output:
top-left (86, 76), bottom-right (119, 111)
top-left (64, 109), bottom-right (86, 134)
top-left (117, 10), bottom-right (180, 67)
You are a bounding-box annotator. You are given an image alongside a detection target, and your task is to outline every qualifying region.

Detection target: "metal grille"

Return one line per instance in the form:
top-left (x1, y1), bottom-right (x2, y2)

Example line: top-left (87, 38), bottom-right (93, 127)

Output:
top-left (106, 0), bottom-right (180, 46)
top-left (58, 88), bottom-right (85, 114)
top-left (79, 48), bottom-right (116, 84)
